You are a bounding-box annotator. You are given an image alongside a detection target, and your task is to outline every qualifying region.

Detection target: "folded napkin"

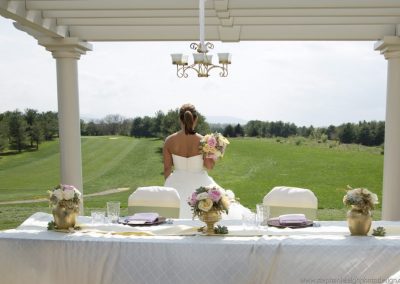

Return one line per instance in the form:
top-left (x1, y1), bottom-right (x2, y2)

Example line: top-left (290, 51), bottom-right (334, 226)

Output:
top-left (125, 213), bottom-right (159, 224)
top-left (278, 214), bottom-right (307, 225)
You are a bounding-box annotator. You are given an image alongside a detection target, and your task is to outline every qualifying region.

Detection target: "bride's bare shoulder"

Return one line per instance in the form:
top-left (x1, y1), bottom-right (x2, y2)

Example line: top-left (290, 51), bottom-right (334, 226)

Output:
top-left (164, 132), bottom-right (180, 144)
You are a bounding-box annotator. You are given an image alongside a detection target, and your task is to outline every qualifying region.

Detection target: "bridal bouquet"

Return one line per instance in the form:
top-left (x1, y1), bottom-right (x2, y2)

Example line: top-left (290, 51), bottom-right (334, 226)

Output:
top-left (188, 186), bottom-right (229, 217)
top-left (343, 186), bottom-right (378, 214)
top-left (199, 133), bottom-right (230, 161)
top-left (49, 184), bottom-right (81, 209)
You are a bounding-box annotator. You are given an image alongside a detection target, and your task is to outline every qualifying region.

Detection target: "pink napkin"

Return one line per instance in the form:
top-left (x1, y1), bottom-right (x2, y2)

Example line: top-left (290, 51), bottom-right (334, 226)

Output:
top-left (278, 214), bottom-right (307, 225)
top-left (126, 213), bottom-right (159, 223)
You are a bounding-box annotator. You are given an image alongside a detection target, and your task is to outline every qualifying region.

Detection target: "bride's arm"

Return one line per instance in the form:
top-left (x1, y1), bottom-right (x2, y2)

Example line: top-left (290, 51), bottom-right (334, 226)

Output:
top-left (163, 140), bottom-right (173, 179)
top-left (203, 158), bottom-right (215, 170)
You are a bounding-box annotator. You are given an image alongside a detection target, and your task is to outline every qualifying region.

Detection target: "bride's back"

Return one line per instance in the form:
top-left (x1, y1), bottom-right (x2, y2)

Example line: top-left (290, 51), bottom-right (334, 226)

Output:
top-left (165, 131), bottom-right (202, 158)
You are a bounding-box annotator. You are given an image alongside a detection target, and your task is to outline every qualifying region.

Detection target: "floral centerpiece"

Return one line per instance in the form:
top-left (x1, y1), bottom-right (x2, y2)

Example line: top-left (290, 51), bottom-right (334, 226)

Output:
top-left (343, 186), bottom-right (378, 236)
top-left (48, 184), bottom-right (81, 229)
top-left (188, 186), bottom-right (229, 234)
top-left (343, 186), bottom-right (378, 214)
top-left (199, 133), bottom-right (230, 161)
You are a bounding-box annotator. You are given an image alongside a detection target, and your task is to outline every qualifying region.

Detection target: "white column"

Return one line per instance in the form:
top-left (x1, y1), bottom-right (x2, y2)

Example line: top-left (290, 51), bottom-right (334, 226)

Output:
top-left (375, 36), bottom-right (400, 220)
top-left (38, 38), bottom-right (92, 213)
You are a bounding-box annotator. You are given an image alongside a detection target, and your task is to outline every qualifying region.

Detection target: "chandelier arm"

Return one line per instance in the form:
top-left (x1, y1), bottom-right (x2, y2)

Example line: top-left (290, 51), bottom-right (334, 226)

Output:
top-left (176, 65), bottom-right (189, 78)
top-left (205, 64), bottom-right (228, 77)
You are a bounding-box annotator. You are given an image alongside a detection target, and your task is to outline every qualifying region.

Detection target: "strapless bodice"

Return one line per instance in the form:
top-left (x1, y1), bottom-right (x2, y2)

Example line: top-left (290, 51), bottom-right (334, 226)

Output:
top-left (172, 154), bottom-right (203, 172)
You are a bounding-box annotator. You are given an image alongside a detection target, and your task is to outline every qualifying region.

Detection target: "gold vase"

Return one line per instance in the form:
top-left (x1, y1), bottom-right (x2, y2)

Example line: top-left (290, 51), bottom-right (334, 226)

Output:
top-left (347, 207), bottom-right (372, 236)
top-left (52, 205), bottom-right (78, 230)
top-left (199, 210), bottom-right (221, 235)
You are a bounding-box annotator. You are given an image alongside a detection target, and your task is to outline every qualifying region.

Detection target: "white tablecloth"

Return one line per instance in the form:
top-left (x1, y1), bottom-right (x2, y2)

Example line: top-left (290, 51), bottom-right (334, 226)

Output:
top-left (1, 212), bottom-right (400, 284)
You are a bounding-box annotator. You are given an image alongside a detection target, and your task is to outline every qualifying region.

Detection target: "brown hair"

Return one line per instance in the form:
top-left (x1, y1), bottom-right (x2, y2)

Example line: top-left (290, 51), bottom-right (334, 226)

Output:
top-left (179, 103), bottom-right (197, 135)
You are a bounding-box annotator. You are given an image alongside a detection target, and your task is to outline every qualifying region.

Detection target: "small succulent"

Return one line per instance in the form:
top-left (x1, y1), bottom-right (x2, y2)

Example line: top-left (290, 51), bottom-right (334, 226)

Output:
top-left (47, 221), bottom-right (56, 230)
top-left (214, 225), bottom-right (229, 234)
top-left (372, 226), bottom-right (386, 237)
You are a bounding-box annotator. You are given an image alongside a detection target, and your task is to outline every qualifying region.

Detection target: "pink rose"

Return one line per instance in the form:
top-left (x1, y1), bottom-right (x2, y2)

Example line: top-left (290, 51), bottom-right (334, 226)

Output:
top-left (207, 137), bottom-right (217, 148)
top-left (209, 188), bottom-right (222, 202)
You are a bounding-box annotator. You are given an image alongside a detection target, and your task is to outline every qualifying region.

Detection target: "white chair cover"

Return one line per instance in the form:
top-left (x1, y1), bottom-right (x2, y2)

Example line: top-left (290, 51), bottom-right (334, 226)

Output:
top-left (128, 186), bottom-right (180, 218)
top-left (263, 186), bottom-right (318, 220)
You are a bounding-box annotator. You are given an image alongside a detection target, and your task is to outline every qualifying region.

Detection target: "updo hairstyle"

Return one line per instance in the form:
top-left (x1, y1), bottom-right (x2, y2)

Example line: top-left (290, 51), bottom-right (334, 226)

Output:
top-left (179, 104), bottom-right (198, 135)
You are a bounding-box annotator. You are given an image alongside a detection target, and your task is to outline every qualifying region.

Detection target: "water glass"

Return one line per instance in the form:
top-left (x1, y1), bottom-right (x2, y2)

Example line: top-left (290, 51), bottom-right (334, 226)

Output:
top-left (256, 204), bottom-right (269, 227)
top-left (91, 211), bottom-right (106, 224)
top-left (107, 201), bottom-right (120, 223)
top-left (242, 212), bottom-right (256, 230)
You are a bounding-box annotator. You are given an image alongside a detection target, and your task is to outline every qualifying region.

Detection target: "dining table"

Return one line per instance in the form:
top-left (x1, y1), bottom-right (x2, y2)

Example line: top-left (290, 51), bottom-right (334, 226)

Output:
top-left (1, 212), bottom-right (400, 284)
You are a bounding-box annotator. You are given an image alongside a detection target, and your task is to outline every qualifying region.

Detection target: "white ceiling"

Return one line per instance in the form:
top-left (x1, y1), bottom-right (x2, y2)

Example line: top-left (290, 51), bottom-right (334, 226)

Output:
top-left (1, 0), bottom-right (400, 42)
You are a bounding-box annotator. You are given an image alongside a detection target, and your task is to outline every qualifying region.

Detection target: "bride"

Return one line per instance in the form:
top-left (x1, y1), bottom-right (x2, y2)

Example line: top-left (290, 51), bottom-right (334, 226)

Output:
top-left (163, 103), bottom-right (250, 219)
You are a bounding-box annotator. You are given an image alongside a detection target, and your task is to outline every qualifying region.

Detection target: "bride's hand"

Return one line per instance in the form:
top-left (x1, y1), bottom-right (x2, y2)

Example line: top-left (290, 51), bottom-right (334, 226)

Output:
top-left (203, 158), bottom-right (215, 170)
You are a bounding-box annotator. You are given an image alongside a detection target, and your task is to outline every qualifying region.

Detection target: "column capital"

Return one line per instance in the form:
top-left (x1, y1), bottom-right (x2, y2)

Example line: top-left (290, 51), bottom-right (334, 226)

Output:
top-left (375, 36), bottom-right (400, 60)
top-left (38, 37), bottom-right (93, 59)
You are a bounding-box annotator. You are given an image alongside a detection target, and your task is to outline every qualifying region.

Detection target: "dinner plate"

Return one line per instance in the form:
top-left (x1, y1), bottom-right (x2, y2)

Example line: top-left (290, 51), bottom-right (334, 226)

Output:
top-left (267, 217), bottom-right (313, 229)
top-left (119, 217), bottom-right (166, 226)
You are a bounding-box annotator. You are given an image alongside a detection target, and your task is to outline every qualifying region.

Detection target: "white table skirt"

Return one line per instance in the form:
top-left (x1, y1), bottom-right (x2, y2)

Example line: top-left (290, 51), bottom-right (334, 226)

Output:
top-left (1, 213), bottom-right (400, 284)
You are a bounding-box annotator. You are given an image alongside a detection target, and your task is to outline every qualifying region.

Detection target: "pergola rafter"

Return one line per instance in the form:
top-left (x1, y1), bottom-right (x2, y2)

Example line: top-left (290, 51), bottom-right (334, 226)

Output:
top-left (1, 0), bottom-right (400, 220)
top-left (1, 0), bottom-right (400, 41)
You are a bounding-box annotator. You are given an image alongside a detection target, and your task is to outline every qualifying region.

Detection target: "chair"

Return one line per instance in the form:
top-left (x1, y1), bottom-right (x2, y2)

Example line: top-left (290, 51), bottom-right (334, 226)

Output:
top-left (263, 186), bottom-right (318, 220)
top-left (128, 186), bottom-right (180, 218)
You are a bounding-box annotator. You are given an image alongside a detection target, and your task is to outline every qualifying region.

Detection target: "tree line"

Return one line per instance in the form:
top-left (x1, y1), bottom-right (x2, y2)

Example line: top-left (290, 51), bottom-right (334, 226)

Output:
top-left (0, 108), bottom-right (385, 154)
top-left (0, 109), bottom-right (58, 152)
top-left (236, 120), bottom-right (385, 147)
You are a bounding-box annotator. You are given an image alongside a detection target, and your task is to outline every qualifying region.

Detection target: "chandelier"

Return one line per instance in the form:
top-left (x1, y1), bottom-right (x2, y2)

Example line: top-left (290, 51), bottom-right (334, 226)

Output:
top-left (171, 0), bottom-right (231, 78)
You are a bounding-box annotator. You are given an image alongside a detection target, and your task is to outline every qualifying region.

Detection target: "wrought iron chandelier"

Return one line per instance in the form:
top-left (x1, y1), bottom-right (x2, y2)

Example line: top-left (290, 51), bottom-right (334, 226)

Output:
top-left (171, 0), bottom-right (231, 78)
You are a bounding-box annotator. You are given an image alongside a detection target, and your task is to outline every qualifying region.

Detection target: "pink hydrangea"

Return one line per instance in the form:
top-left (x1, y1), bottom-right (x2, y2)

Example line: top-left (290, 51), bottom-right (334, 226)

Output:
top-left (188, 192), bottom-right (197, 206)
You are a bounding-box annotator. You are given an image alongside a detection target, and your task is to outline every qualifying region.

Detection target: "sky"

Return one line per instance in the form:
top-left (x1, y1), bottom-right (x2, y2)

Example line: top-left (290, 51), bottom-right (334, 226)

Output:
top-left (0, 17), bottom-right (388, 127)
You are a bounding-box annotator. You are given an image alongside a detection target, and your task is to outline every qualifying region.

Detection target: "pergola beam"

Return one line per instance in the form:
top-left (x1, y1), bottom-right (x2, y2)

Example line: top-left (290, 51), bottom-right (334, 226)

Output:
top-left (25, 0), bottom-right (400, 10)
top-left (0, 0), bottom-right (67, 37)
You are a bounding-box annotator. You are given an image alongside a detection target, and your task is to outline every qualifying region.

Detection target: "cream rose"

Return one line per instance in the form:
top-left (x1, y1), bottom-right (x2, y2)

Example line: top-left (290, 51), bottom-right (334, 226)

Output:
top-left (198, 198), bottom-right (213, 212)
top-left (63, 189), bottom-right (75, 200)
top-left (53, 189), bottom-right (63, 200)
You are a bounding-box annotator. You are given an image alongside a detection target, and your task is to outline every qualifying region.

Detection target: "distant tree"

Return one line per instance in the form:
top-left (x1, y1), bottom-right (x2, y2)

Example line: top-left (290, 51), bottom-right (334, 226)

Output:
top-left (357, 121), bottom-right (373, 146)
top-left (339, 123), bottom-right (356, 144)
top-left (24, 109), bottom-right (43, 149)
top-left (150, 111), bottom-right (165, 138)
top-left (8, 110), bottom-right (28, 152)
top-left (327, 125), bottom-right (337, 140)
top-left (120, 119), bottom-right (133, 136)
top-left (104, 114), bottom-right (124, 135)
top-left (39, 111), bottom-right (58, 140)
top-left (223, 124), bottom-right (235, 137)
top-left (375, 121), bottom-right (385, 146)
top-left (234, 124), bottom-right (245, 137)
top-left (0, 118), bottom-right (9, 152)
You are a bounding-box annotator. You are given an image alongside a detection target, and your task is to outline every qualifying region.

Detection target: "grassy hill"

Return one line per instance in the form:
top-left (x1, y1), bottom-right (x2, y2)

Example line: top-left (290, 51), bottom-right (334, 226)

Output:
top-left (0, 136), bottom-right (383, 229)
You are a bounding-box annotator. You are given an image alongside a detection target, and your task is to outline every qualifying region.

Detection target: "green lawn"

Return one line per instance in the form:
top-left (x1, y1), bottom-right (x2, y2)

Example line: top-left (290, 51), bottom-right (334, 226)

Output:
top-left (0, 136), bottom-right (383, 230)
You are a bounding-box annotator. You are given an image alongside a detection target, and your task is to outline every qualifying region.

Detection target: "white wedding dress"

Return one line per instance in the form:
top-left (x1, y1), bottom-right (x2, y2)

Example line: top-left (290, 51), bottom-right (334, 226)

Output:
top-left (164, 154), bottom-right (250, 219)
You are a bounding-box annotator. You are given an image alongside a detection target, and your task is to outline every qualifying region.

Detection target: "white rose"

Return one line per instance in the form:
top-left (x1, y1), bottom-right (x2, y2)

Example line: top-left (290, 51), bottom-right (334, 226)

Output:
top-left (63, 189), bottom-right (75, 200)
top-left (196, 192), bottom-right (209, 200)
top-left (53, 189), bottom-right (63, 200)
